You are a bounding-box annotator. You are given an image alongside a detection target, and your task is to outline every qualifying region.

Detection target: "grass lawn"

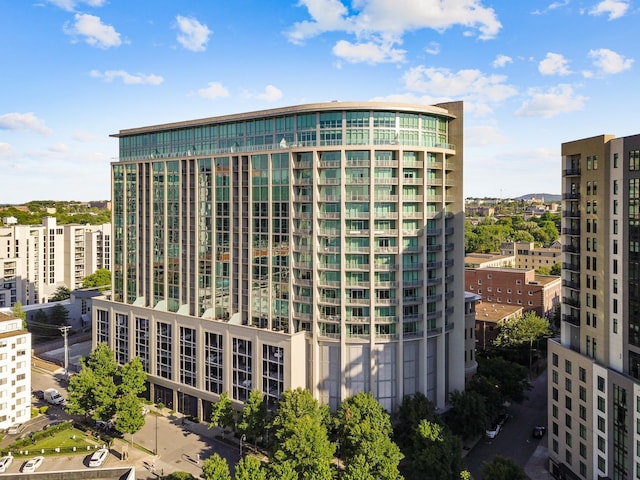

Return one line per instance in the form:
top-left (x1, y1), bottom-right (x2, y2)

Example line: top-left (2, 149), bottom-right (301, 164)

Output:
top-left (25, 428), bottom-right (99, 450)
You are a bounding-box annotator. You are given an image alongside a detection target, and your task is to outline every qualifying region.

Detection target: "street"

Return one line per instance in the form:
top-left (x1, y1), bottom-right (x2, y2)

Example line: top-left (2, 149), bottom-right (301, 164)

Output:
top-left (2, 363), bottom-right (242, 479)
top-left (463, 369), bottom-right (549, 479)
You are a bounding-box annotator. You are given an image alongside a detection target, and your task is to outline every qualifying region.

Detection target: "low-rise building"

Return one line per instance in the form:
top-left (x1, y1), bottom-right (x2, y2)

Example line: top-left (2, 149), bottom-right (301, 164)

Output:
top-left (500, 241), bottom-right (562, 270)
top-left (465, 267), bottom-right (560, 320)
top-left (464, 253), bottom-right (515, 269)
top-left (474, 302), bottom-right (523, 351)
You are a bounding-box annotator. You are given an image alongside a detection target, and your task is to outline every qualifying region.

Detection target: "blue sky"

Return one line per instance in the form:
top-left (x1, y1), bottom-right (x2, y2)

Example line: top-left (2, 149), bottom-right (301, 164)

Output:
top-left (1, 0), bottom-right (637, 203)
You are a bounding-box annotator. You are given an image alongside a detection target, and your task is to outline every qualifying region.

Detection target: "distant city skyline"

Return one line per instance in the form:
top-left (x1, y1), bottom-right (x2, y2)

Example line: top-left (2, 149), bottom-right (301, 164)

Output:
top-left (1, 0), bottom-right (637, 203)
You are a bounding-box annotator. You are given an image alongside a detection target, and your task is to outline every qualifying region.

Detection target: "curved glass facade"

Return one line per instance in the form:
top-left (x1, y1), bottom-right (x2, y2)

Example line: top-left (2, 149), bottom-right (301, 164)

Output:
top-left (103, 101), bottom-right (465, 414)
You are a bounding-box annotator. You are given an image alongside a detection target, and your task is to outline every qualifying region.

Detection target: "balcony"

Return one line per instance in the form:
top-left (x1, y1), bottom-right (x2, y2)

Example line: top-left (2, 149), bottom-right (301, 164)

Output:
top-left (562, 210), bottom-right (580, 219)
top-left (562, 227), bottom-right (581, 236)
top-left (563, 192), bottom-right (581, 201)
top-left (563, 314), bottom-right (580, 326)
top-left (563, 296), bottom-right (580, 308)
top-left (563, 262), bottom-right (580, 273)
top-left (564, 166), bottom-right (581, 176)
top-left (562, 279), bottom-right (580, 290)
top-left (563, 245), bottom-right (580, 254)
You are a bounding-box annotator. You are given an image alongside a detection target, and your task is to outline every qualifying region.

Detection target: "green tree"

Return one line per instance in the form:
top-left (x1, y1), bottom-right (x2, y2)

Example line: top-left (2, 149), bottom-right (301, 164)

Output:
top-left (534, 266), bottom-right (551, 275)
top-left (114, 392), bottom-right (146, 446)
top-left (235, 456), bottom-right (267, 480)
top-left (408, 419), bottom-right (463, 480)
top-left (208, 392), bottom-right (235, 437)
top-left (476, 356), bottom-right (531, 405)
top-left (118, 356), bottom-right (147, 397)
top-left (239, 390), bottom-right (267, 447)
top-left (49, 304), bottom-right (70, 326)
top-left (480, 455), bottom-right (526, 480)
top-left (342, 454), bottom-right (375, 480)
top-left (50, 286), bottom-right (71, 301)
top-left (396, 392), bottom-right (438, 449)
top-left (268, 461), bottom-right (299, 480)
top-left (82, 268), bottom-right (111, 290)
top-left (11, 301), bottom-right (27, 329)
top-left (334, 392), bottom-right (403, 480)
top-left (446, 390), bottom-right (489, 440)
top-left (494, 311), bottom-right (552, 373)
top-left (201, 453), bottom-right (231, 480)
top-left (550, 263), bottom-right (561, 275)
top-left (270, 388), bottom-right (335, 480)
top-left (165, 472), bottom-right (195, 480)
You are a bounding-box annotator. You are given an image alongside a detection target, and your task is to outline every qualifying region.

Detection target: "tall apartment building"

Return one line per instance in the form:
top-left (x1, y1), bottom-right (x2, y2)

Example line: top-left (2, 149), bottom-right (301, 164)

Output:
top-left (549, 134), bottom-right (640, 479)
top-left (93, 101), bottom-right (465, 418)
top-left (0, 217), bottom-right (111, 307)
top-left (0, 311), bottom-right (31, 431)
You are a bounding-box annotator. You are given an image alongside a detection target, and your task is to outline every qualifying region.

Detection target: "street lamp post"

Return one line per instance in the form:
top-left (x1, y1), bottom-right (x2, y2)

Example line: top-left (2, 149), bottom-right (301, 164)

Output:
top-left (240, 434), bottom-right (246, 456)
top-left (154, 413), bottom-right (158, 455)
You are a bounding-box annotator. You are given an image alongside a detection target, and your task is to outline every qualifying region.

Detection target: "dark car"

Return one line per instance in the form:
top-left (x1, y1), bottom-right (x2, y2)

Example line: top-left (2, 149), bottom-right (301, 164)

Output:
top-left (32, 390), bottom-right (44, 400)
top-left (532, 425), bottom-right (546, 438)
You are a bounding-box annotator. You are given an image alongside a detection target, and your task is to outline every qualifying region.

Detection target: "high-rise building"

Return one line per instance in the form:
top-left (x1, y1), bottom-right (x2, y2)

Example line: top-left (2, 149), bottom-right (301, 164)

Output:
top-left (0, 217), bottom-right (111, 307)
top-left (94, 101), bottom-right (465, 418)
top-left (0, 311), bottom-right (31, 431)
top-left (550, 133), bottom-right (640, 479)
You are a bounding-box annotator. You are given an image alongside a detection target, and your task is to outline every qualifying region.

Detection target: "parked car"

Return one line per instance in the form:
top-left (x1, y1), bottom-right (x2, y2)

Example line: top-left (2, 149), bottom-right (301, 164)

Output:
top-left (32, 390), bottom-right (44, 400)
top-left (89, 448), bottom-right (109, 467)
top-left (44, 419), bottom-right (67, 430)
top-left (532, 425), bottom-right (547, 438)
top-left (485, 413), bottom-right (511, 438)
top-left (95, 420), bottom-right (114, 431)
top-left (0, 455), bottom-right (14, 473)
top-left (485, 423), bottom-right (501, 438)
top-left (7, 423), bottom-right (23, 435)
top-left (22, 456), bottom-right (44, 473)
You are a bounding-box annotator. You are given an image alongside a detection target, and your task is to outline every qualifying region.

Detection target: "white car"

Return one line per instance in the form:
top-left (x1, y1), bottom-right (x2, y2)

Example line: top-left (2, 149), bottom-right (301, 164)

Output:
top-left (22, 456), bottom-right (44, 473)
top-left (89, 448), bottom-right (109, 467)
top-left (7, 423), bottom-right (23, 435)
top-left (0, 455), bottom-right (14, 473)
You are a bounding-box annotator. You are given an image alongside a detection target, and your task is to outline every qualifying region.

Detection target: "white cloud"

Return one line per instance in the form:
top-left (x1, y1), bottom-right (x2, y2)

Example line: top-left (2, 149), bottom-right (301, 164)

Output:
top-left (549, 0), bottom-right (570, 10)
top-left (197, 82), bottom-right (230, 100)
top-left (0, 112), bottom-right (52, 135)
top-left (0, 142), bottom-right (15, 157)
top-left (44, 0), bottom-right (107, 11)
top-left (588, 0), bottom-right (629, 20)
top-left (332, 39), bottom-right (406, 64)
top-left (402, 66), bottom-right (517, 112)
top-left (287, 0), bottom-right (502, 64)
top-left (64, 13), bottom-right (121, 49)
top-left (425, 42), bottom-right (440, 55)
top-left (254, 85), bottom-right (283, 102)
top-left (175, 15), bottom-right (212, 52)
top-left (492, 54), bottom-right (512, 68)
top-left (90, 70), bottom-right (164, 85)
top-left (538, 52), bottom-right (571, 76)
top-left (516, 84), bottom-right (587, 118)
top-left (48, 142), bottom-right (68, 153)
top-left (588, 48), bottom-right (634, 74)
top-left (466, 125), bottom-right (508, 146)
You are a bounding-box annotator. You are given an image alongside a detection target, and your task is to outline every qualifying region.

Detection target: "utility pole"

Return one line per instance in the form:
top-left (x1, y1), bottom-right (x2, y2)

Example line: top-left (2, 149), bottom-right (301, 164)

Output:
top-left (59, 325), bottom-right (71, 380)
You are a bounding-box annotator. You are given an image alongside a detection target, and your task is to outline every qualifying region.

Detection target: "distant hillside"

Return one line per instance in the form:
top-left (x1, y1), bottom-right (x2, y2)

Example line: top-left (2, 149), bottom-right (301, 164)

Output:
top-left (515, 193), bottom-right (561, 202)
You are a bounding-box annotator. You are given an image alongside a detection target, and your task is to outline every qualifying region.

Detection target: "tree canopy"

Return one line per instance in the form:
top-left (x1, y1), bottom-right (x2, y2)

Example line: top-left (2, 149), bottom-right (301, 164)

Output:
top-left (66, 343), bottom-right (147, 434)
top-left (201, 453), bottom-right (231, 480)
top-left (270, 388), bottom-right (335, 480)
top-left (481, 455), bottom-right (526, 480)
top-left (446, 390), bottom-right (489, 440)
top-left (82, 268), bottom-right (111, 290)
top-left (334, 392), bottom-right (403, 480)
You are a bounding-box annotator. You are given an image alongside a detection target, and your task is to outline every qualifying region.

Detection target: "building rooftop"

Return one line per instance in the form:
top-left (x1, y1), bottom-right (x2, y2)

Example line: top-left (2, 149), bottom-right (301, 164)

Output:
top-left (475, 302), bottom-right (523, 324)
